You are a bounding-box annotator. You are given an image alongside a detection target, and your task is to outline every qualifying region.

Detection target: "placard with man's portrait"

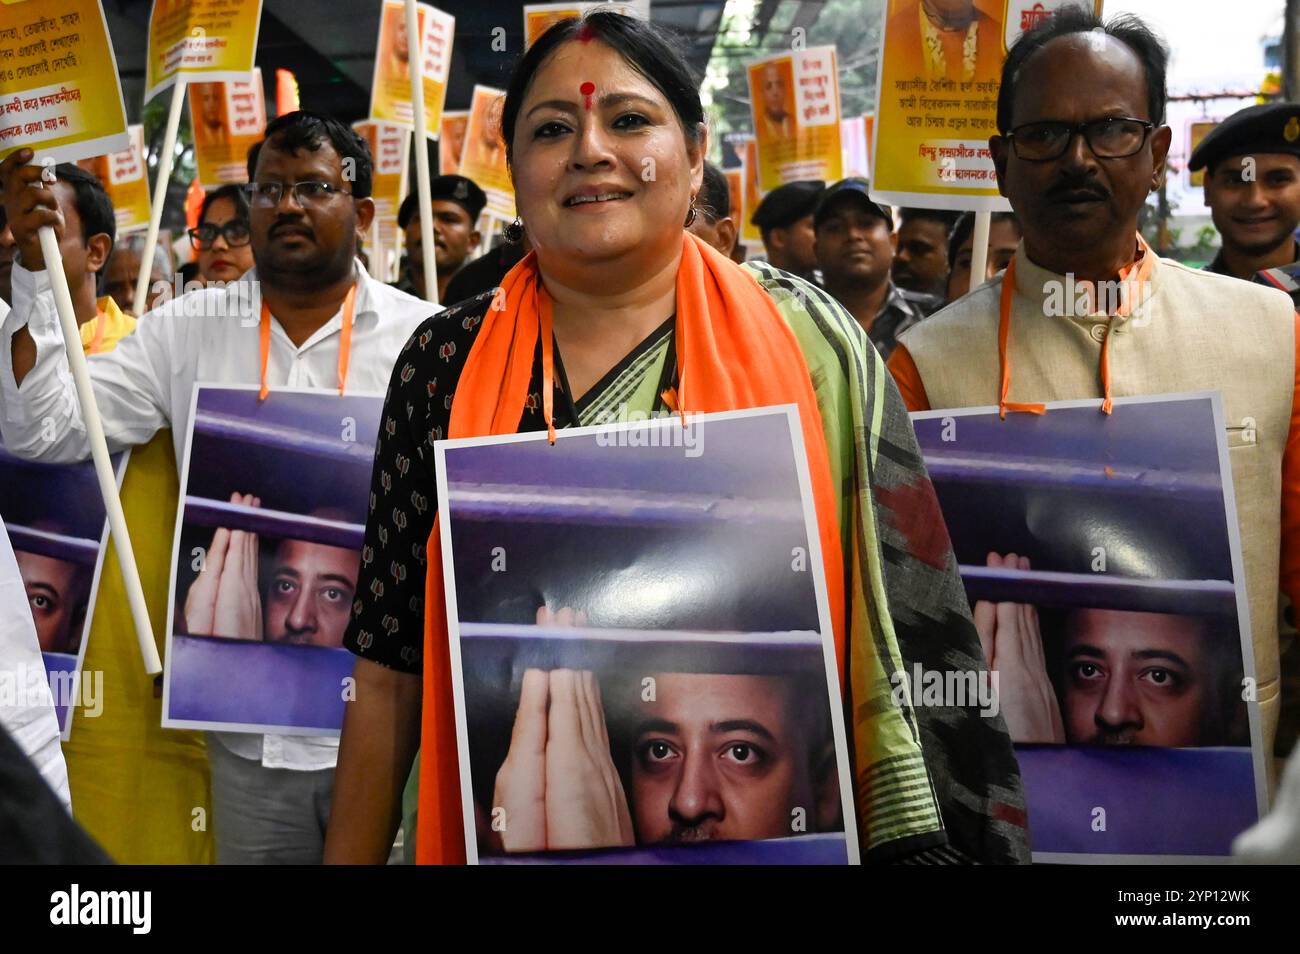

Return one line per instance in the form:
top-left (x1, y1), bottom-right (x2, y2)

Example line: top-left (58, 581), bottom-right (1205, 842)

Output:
top-left (189, 71), bottom-right (266, 188)
top-left (368, 0), bottom-right (455, 139)
top-left (746, 48), bottom-right (843, 193)
top-left (458, 85), bottom-right (515, 219)
top-left (0, 442), bottom-right (126, 737)
top-left (163, 386), bottom-right (382, 735)
top-left (435, 407), bottom-right (859, 864)
top-left (911, 393), bottom-right (1267, 861)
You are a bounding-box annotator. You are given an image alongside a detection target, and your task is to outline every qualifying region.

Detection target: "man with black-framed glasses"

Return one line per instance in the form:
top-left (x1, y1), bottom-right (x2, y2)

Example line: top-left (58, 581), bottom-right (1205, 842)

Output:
top-left (887, 9), bottom-right (1300, 766)
top-left (0, 109), bottom-right (436, 864)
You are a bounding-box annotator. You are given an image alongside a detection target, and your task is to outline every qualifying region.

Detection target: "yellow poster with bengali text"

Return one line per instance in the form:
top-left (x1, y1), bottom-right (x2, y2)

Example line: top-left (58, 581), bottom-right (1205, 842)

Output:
top-left (368, 0), bottom-right (453, 139)
top-left (145, 0), bottom-right (262, 101)
top-left (748, 47), bottom-right (842, 194)
top-left (190, 67), bottom-right (264, 187)
top-left (353, 119), bottom-right (410, 251)
top-left (0, 0), bottom-right (129, 163)
top-left (871, 0), bottom-right (1102, 211)
top-left (459, 85), bottom-right (513, 219)
top-left (522, 2), bottom-right (647, 48)
top-left (76, 123), bottom-right (150, 232)
top-left (439, 110), bottom-right (466, 174)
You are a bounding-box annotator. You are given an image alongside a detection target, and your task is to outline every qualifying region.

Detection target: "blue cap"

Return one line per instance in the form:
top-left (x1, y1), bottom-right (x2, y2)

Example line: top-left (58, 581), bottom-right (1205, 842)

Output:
top-left (814, 178), bottom-right (892, 230)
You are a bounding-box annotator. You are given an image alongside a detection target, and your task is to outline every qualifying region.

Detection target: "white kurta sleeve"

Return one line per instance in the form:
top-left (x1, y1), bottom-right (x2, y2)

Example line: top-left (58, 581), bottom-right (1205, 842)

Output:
top-left (0, 263), bottom-right (174, 463)
top-left (0, 516), bottom-right (70, 810)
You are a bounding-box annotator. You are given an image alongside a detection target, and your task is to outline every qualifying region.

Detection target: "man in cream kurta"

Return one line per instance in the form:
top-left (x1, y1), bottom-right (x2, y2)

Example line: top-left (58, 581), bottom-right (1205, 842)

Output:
top-left (894, 243), bottom-right (1298, 754)
top-left (888, 11), bottom-right (1300, 760)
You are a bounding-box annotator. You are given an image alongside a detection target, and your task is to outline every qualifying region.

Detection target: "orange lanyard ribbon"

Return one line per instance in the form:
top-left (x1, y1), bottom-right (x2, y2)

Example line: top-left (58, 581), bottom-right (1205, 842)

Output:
top-left (258, 284), bottom-right (357, 400)
top-left (998, 234), bottom-right (1154, 419)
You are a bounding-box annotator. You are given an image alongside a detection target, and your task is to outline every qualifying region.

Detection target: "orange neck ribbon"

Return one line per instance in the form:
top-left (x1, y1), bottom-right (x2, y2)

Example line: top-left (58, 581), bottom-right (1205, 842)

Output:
top-left (258, 283), bottom-right (358, 400)
top-left (998, 233), bottom-right (1154, 419)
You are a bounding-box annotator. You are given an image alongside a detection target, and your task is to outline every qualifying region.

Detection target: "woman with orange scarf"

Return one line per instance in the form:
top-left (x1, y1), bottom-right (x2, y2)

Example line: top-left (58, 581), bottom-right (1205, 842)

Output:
top-left (325, 12), bottom-right (1027, 865)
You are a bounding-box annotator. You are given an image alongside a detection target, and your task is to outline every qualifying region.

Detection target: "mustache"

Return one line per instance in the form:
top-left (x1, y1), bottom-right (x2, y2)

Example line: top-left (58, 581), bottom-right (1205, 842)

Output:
top-left (664, 822), bottom-right (720, 843)
top-left (270, 218), bottom-right (314, 239)
top-left (1047, 177), bottom-right (1110, 201)
top-left (1088, 728), bottom-right (1137, 745)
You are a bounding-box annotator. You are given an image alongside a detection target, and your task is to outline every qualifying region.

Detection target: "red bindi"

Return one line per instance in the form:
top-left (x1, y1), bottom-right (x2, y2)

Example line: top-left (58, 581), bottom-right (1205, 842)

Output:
top-left (576, 23), bottom-right (595, 43)
top-left (580, 81), bottom-right (595, 110)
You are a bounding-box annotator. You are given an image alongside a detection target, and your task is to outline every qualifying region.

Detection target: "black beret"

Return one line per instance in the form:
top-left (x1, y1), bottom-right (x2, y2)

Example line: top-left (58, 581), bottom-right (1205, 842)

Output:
top-left (1189, 102), bottom-right (1300, 174)
top-left (398, 175), bottom-right (487, 228)
top-left (751, 179), bottom-right (825, 231)
top-left (813, 178), bottom-right (893, 230)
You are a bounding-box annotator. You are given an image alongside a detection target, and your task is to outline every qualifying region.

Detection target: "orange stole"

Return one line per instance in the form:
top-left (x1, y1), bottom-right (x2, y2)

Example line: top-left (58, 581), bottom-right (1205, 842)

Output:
top-left (416, 234), bottom-right (847, 863)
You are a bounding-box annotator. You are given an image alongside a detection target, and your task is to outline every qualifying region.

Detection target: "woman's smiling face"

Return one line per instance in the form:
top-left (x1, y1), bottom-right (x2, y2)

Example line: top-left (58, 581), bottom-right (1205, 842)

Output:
top-left (509, 39), bottom-right (703, 271)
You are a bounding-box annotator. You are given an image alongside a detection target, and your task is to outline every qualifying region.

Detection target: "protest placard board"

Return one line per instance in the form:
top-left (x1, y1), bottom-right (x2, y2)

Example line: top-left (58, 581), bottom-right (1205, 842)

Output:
top-left (189, 68), bottom-right (265, 187)
top-left (0, 0), bottom-right (129, 162)
top-left (436, 407), bottom-right (859, 864)
top-left (911, 393), bottom-right (1266, 861)
top-left (748, 47), bottom-right (843, 193)
top-left (368, 0), bottom-right (454, 138)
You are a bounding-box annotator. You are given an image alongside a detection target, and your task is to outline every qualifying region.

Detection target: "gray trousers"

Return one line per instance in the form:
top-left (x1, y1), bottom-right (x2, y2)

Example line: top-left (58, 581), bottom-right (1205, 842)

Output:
top-left (208, 738), bottom-right (335, 865)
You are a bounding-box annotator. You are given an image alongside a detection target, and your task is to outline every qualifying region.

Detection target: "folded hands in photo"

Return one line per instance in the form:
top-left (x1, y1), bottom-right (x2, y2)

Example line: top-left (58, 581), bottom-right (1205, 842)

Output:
top-left (491, 606), bottom-right (634, 852)
top-left (183, 492), bottom-right (264, 642)
top-left (972, 552), bottom-right (1065, 744)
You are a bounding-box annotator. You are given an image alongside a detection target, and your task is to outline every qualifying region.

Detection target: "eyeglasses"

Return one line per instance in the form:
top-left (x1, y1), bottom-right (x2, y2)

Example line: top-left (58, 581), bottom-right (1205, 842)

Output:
top-left (1007, 118), bottom-right (1155, 162)
top-left (242, 181), bottom-right (352, 208)
top-left (188, 220), bottom-right (251, 250)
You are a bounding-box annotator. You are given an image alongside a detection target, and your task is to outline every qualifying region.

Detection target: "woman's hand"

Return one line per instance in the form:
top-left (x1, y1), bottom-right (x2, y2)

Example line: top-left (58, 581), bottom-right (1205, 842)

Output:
top-left (972, 553), bottom-right (1065, 744)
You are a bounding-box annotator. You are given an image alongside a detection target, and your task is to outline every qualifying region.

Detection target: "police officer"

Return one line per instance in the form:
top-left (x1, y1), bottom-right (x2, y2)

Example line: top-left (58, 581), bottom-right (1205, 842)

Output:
top-left (1194, 101), bottom-right (1300, 304)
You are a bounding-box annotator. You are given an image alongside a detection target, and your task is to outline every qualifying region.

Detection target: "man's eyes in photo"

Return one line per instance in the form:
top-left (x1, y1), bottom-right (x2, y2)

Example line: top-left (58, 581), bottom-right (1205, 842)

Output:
top-left (1068, 660), bottom-right (1106, 686)
top-left (1138, 666), bottom-right (1187, 692)
top-left (26, 583), bottom-right (59, 615)
top-left (636, 738), bottom-right (680, 769)
top-left (320, 584), bottom-right (353, 604)
top-left (719, 741), bottom-right (769, 769)
top-left (272, 575), bottom-right (298, 597)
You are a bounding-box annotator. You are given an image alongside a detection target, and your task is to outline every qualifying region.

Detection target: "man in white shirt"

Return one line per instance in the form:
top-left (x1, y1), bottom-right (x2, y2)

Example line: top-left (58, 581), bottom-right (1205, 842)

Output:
top-left (0, 110), bottom-right (438, 863)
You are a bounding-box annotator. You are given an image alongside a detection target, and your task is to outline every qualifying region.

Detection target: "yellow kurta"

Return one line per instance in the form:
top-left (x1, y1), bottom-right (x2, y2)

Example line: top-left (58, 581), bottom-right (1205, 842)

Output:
top-left (61, 300), bottom-right (214, 863)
